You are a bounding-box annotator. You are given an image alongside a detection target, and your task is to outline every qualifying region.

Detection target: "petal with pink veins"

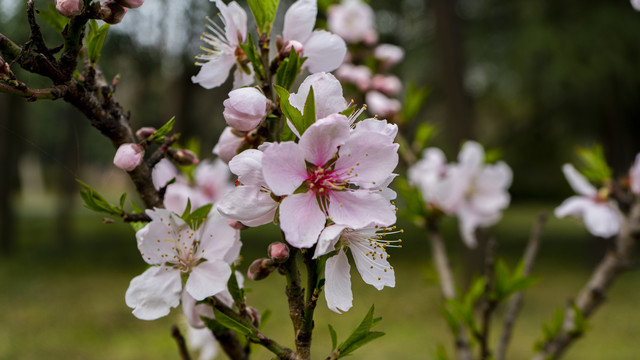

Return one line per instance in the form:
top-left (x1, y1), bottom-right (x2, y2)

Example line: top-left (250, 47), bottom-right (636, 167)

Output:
top-left (299, 115), bottom-right (350, 166)
top-left (336, 131), bottom-right (399, 187)
top-left (229, 149), bottom-right (266, 186)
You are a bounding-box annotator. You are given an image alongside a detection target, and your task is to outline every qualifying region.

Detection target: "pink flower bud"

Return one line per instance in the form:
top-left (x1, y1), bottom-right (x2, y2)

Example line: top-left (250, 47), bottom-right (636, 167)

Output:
top-left (213, 127), bottom-right (245, 163)
top-left (247, 258), bottom-right (276, 281)
top-left (56, 0), bottom-right (83, 17)
top-left (100, 1), bottom-right (127, 24)
top-left (170, 149), bottom-right (199, 166)
top-left (371, 74), bottom-right (402, 96)
top-left (135, 127), bottom-right (156, 140)
top-left (246, 306), bottom-right (261, 327)
top-left (374, 44), bottom-right (405, 69)
top-left (113, 143), bottom-right (144, 171)
top-left (366, 90), bottom-right (401, 118)
top-left (268, 242), bottom-right (289, 263)
top-left (223, 88), bottom-right (269, 132)
top-left (284, 40), bottom-right (304, 55)
top-left (336, 64), bottom-right (372, 92)
top-left (115, 0), bottom-right (144, 9)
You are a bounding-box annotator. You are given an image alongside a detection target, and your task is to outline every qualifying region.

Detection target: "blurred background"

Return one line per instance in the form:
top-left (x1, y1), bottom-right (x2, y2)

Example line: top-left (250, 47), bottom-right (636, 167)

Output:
top-left (1, 0), bottom-right (640, 359)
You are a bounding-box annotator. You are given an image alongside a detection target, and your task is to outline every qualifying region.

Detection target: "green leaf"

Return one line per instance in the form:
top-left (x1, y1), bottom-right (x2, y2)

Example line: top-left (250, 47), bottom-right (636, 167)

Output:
top-left (340, 332), bottom-right (385, 357)
top-left (337, 305), bottom-right (385, 357)
top-left (576, 144), bottom-right (612, 184)
top-left (395, 176), bottom-right (426, 221)
top-left (401, 84), bottom-right (431, 123)
top-left (570, 304), bottom-right (588, 336)
top-left (413, 122), bottom-right (437, 151)
top-left (274, 85), bottom-right (304, 138)
top-left (239, 33), bottom-right (265, 80)
top-left (227, 267), bottom-right (245, 309)
top-left (183, 203), bottom-right (213, 230)
top-left (87, 20), bottom-right (110, 64)
top-left (247, 0), bottom-right (279, 35)
top-left (129, 200), bottom-right (147, 232)
top-left (212, 307), bottom-right (255, 339)
top-left (76, 180), bottom-right (122, 216)
top-left (275, 50), bottom-right (305, 91)
top-left (260, 309), bottom-right (272, 329)
top-left (151, 116), bottom-right (176, 143)
top-left (484, 148), bottom-right (504, 164)
top-left (328, 324), bottom-right (338, 350)
top-left (301, 86), bottom-right (316, 134)
top-left (202, 315), bottom-right (233, 334)
top-left (435, 344), bottom-right (450, 360)
top-left (181, 199), bottom-right (192, 219)
top-left (38, 3), bottom-right (70, 33)
top-left (119, 193), bottom-right (127, 210)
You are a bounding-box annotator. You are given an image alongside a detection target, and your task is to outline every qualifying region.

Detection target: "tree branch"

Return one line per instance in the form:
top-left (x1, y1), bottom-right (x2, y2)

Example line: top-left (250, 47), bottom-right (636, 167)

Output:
top-left (171, 325), bottom-right (192, 360)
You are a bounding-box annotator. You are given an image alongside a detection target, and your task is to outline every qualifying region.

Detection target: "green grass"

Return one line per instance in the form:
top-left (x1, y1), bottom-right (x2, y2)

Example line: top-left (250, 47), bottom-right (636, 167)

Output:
top-left (2, 200), bottom-right (639, 359)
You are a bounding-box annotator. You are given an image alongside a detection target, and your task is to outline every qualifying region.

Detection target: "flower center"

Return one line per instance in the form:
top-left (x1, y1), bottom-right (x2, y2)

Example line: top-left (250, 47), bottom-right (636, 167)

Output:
top-left (308, 166), bottom-right (347, 195)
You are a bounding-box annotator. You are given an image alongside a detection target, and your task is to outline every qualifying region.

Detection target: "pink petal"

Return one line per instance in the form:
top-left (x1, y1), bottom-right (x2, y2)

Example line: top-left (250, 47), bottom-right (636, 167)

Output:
top-left (240, 207), bottom-right (277, 227)
top-left (289, 73), bottom-right (347, 120)
top-left (232, 66), bottom-right (254, 89)
top-left (328, 190), bottom-right (396, 229)
top-left (352, 118), bottom-right (398, 141)
top-left (125, 266), bottom-right (182, 320)
top-left (336, 131), bottom-right (399, 187)
top-left (217, 185), bottom-right (278, 223)
top-left (229, 149), bottom-right (266, 186)
top-left (279, 192), bottom-right (327, 248)
top-left (554, 196), bottom-right (592, 218)
top-left (324, 249), bottom-right (353, 313)
top-left (314, 224), bottom-right (347, 258)
top-left (186, 260), bottom-right (232, 301)
top-left (152, 158), bottom-right (180, 190)
top-left (303, 30), bottom-right (347, 73)
top-left (199, 209), bottom-right (241, 262)
top-left (299, 115), bottom-right (350, 166)
top-left (262, 142), bottom-right (308, 196)
top-left (562, 163), bottom-right (597, 197)
top-left (283, 0), bottom-right (316, 43)
top-left (191, 53), bottom-right (235, 89)
top-left (213, 127), bottom-right (245, 164)
top-left (584, 203), bottom-right (622, 238)
top-left (217, 0), bottom-right (247, 46)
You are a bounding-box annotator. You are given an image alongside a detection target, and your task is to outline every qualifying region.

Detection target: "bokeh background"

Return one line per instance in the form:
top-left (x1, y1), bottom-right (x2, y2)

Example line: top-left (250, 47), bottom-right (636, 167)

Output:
top-left (1, 0), bottom-right (640, 359)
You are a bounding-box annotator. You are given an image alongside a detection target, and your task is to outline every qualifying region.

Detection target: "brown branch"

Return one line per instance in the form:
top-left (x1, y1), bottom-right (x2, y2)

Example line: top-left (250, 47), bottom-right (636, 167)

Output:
top-left (497, 214), bottom-right (546, 360)
top-left (122, 212), bottom-right (151, 223)
top-left (171, 325), bottom-right (192, 360)
top-left (0, 82), bottom-right (66, 101)
top-left (532, 203), bottom-right (640, 360)
top-left (478, 238), bottom-right (497, 360)
top-left (281, 246), bottom-right (306, 358)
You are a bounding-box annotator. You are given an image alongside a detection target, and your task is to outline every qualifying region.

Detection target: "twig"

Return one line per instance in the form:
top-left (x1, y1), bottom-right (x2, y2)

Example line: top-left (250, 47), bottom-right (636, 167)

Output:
top-left (0, 82), bottom-right (66, 101)
top-left (497, 214), bottom-right (546, 360)
top-left (531, 203), bottom-right (640, 360)
top-left (281, 245), bottom-right (306, 358)
top-left (478, 238), bottom-right (497, 360)
top-left (122, 212), bottom-right (151, 223)
top-left (171, 325), bottom-right (192, 360)
top-left (297, 249), bottom-right (320, 359)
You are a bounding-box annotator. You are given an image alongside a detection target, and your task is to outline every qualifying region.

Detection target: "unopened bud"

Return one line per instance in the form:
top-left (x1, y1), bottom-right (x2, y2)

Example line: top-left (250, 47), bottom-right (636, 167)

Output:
top-left (135, 127), bottom-right (156, 140)
top-left (246, 306), bottom-right (261, 327)
top-left (247, 258), bottom-right (276, 281)
top-left (113, 143), bottom-right (144, 171)
top-left (223, 87), bottom-right (269, 132)
top-left (56, 0), bottom-right (83, 17)
top-left (170, 149), bottom-right (199, 166)
top-left (268, 242), bottom-right (289, 263)
top-left (284, 40), bottom-right (304, 56)
top-left (100, 1), bottom-right (127, 24)
top-left (114, 0), bottom-right (144, 9)
top-left (0, 56), bottom-right (9, 79)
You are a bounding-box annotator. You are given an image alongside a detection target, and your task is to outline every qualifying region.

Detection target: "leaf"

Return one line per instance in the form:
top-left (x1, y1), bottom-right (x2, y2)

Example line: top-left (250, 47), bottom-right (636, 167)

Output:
top-left (247, 0), bottom-right (279, 35)
top-left (227, 267), bottom-right (245, 309)
top-left (435, 344), bottom-right (450, 360)
top-left (328, 324), bottom-right (338, 350)
top-left (129, 200), bottom-right (147, 232)
top-left (570, 304), bottom-right (588, 336)
top-left (183, 203), bottom-right (212, 230)
top-left (38, 3), bottom-right (70, 33)
top-left (87, 20), bottom-right (110, 64)
top-left (76, 180), bottom-right (122, 216)
top-left (260, 309), bottom-right (272, 329)
top-left (337, 305), bottom-right (385, 357)
top-left (151, 116), bottom-right (176, 143)
top-left (119, 193), bottom-right (127, 210)
top-left (484, 148), bottom-right (504, 164)
top-left (301, 86), bottom-right (316, 133)
top-left (273, 85), bottom-right (303, 138)
top-left (413, 122), bottom-right (437, 151)
top-left (202, 316), bottom-right (233, 334)
top-left (239, 33), bottom-right (265, 80)
top-left (401, 84), bottom-right (430, 123)
top-left (576, 144), bottom-right (612, 184)
top-left (212, 307), bottom-right (255, 339)
top-left (275, 50), bottom-right (304, 91)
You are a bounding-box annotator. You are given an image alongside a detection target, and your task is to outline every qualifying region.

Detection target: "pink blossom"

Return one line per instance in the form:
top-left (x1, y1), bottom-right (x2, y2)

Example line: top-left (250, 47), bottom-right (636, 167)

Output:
top-left (366, 91), bottom-right (401, 117)
top-left (56, 0), bottom-right (83, 17)
top-left (282, 0), bottom-right (347, 73)
top-left (630, 153), bottom-right (640, 195)
top-left (289, 73), bottom-right (348, 123)
top-left (328, 0), bottom-right (377, 44)
top-left (374, 44), bottom-right (405, 69)
top-left (115, 0), bottom-right (144, 8)
top-left (113, 143), bottom-right (144, 171)
top-left (371, 74), bottom-right (402, 96)
top-left (223, 88), bottom-right (269, 131)
top-left (336, 64), bottom-right (372, 92)
top-left (213, 127), bottom-right (245, 163)
top-left (555, 164), bottom-right (622, 238)
top-left (261, 116), bottom-right (398, 248)
top-left (632, 0), bottom-right (640, 11)
top-left (192, 0), bottom-right (253, 89)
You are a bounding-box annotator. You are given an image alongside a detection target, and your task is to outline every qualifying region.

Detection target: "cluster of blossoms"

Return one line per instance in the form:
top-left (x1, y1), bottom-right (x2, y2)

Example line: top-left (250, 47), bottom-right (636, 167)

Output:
top-left (554, 153), bottom-right (640, 238)
top-left (409, 141), bottom-right (513, 247)
top-left (217, 73), bottom-right (400, 313)
top-left (329, 0), bottom-right (405, 118)
top-left (56, 0), bottom-right (144, 23)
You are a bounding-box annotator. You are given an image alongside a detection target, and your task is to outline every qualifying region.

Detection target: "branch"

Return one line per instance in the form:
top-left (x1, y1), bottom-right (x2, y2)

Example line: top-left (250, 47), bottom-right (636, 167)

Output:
top-left (280, 245), bottom-right (306, 358)
top-left (0, 82), bottom-right (66, 101)
top-left (532, 203), bottom-right (640, 360)
top-left (426, 220), bottom-right (473, 360)
top-left (478, 238), bottom-right (497, 360)
top-left (497, 214), bottom-right (546, 360)
top-left (297, 249), bottom-right (320, 359)
top-left (170, 325), bottom-right (192, 360)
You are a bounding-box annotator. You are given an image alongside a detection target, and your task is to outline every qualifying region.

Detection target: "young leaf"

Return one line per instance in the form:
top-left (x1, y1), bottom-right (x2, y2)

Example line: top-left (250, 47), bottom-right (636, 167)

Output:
top-left (275, 50), bottom-right (305, 91)
top-left (576, 144), bottom-right (612, 184)
top-left (301, 86), bottom-right (316, 133)
top-left (273, 85), bottom-right (304, 137)
top-left (260, 309), bottom-right (272, 329)
top-left (151, 116), bottom-right (176, 143)
top-left (119, 193), bottom-right (127, 210)
top-left (129, 200), bottom-right (147, 232)
top-left (87, 20), bottom-right (110, 64)
top-left (183, 203), bottom-right (213, 230)
top-left (337, 305), bottom-right (385, 357)
top-left (328, 324), bottom-right (338, 350)
top-left (401, 83), bottom-right (431, 123)
top-left (212, 307), bottom-right (256, 339)
top-left (38, 3), bottom-right (70, 33)
top-left (413, 122), bottom-right (437, 151)
top-left (227, 267), bottom-right (245, 309)
top-left (76, 180), bottom-right (122, 216)
top-left (247, 0), bottom-right (279, 35)
top-left (181, 198), bottom-right (192, 219)
top-left (239, 33), bottom-right (265, 80)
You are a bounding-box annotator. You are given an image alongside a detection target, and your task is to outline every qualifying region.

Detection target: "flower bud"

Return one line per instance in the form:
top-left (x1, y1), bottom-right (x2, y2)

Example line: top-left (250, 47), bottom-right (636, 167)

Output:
top-left (213, 127), bottom-right (245, 163)
top-left (371, 74), bottom-right (402, 96)
top-left (113, 143), bottom-right (144, 171)
top-left (284, 40), bottom-right (304, 55)
top-left (366, 90), bottom-right (401, 118)
top-left (246, 306), bottom-right (261, 328)
top-left (56, 0), bottom-right (83, 17)
top-left (223, 88), bottom-right (269, 132)
top-left (374, 44), bottom-right (405, 69)
top-left (170, 149), bottom-right (199, 166)
top-left (268, 242), bottom-right (289, 263)
top-left (100, 1), bottom-right (127, 24)
top-left (0, 56), bottom-right (9, 79)
top-left (135, 127), bottom-right (156, 140)
top-left (114, 0), bottom-right (144, 9)
top-left (247, 258), bottom-right (276, 281)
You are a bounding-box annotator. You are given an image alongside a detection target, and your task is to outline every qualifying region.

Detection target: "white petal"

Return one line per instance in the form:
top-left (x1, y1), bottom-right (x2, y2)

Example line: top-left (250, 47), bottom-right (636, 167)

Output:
top-left (191, 53), bottom-right (235, 89)
top-left (279, 192), bottom-right (327, 248)
top-left (349, 235), bottom-right (395, 290)
top-left (186, 260), bottom-right (232, 301)
top-left (217, 186), bottom-right (278, 224)
top-left (199, 208), bottom-right (241, 262)
top-left (336, 131), bottom-right (399, 187)
top-left (324, 249), bottom-right (353, 313)
top-left (583, 203), bottom-right (622, 238)
top-left (187, 326), bottom-right (219, 360)
top-left (352, 118), bottom-right (398, 142)
top-left (458, 141), bottom-right (484, 174)
top-left (125, 266), bottom-right (182, 320)
top-left (283, 0), bottom-right (317, 43)
top-left (137, 209), bottom-right (189, 265)
top-left (314, 224), bottom-right (347, 258)
top-left (217, 0), bottom-right (247, 46)
top-left (289, 73), bottom-right (347, 120)
top-left (229, 149), bottom-right (266, 186)
top-left (328, 190), bottom-right (396, 229)
top-left (554, 196), bottom-right (592, 218)
top-left (232, 66), bottom-right (254, 89)
top-left (182, 291), bottom-right (214, 329)
top-left (562, 163), bottom-right (597, 197)
top-left (152, 158), bottom-right (180, 190)
top-left (303, 30), bottom-right (347, 73)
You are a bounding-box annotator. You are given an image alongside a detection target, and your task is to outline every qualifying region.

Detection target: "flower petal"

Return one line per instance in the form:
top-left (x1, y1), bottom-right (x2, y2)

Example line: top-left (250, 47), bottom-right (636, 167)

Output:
top-left (229, 149), bottom-right (266, 186)
top-left (303, 30), bottom-right (347, 73)
top-left (125, 266), bottom-right (182, 320)
top-left (279, 192), bottom-right (327, 248)
top-left (324, 249), bottom-right (353, 313)
top-left (191, 53), bottom-right (235, 89)
top-left (217, 0), bottom-right (247, 46)
top-left (289, 73), bottom-right (347, 120)
top-left (458, 141), bottom-right (484, 174)
top-left (314, 224), bottom-right (347, 258)
top-left (299, 115), bottom-right (350, 166)
top-left (137, 209), bottom-right (189, 265)
top-left (199, 208), bottom-right (241, 262)
top-left (352, 118), bottom-right (398, 142)
top-left (182, 291), bottom-right (214, 329)
top-left (336, 131), bottom-right (399, 187)
top-left (283, 0), bottom-right (317, 43)
top-left (584, 203), bottom-right (622, 238)
top-left (217, 185), bottom-right (278, 224)
top-left (554, 196), bottom-right (592, 219)
top-left (186, 260), bottom-right (232, 301)
top-left (328, 190), bottom-right (396, 229)
top-left (349, 235), bottom-right (395, 290)
top-left (232, 66), bottom-right (254, 89)
top-left (262, 142), bottom-right (308, 195)
top-left (562, 163), bottom-right (597, 197)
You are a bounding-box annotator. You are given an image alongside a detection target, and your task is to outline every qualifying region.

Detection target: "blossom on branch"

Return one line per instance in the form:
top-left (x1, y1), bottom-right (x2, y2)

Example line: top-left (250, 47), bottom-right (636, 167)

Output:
top-left (223, 87), bottom-right (269, 132)
top-left (113, 143), bottom-right (144, 171)
top-left (125, 208), bottom-right (241, 320)
top-left (56, 0), bottom-right (83, 17)
top-left (327, 0), bottom-right (377, 45)
top-left (629, 153), bottom-right (640, 195)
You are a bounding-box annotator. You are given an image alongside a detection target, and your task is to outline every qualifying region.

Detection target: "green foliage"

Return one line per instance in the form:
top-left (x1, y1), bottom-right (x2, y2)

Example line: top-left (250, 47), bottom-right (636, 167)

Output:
top-left (401, 84), bottom-right (430, 123)
top-left (575, 144), bottom-right (612, 184)
top-left (150, 116), bottom-right (176, 143)
top-left (484, 148), bottom-right (504, 164)
top-left (535, 308), bottom-right (565, 351)
top-left (491, 258), bottom-right (539, 302)
top-left (443, 277), bottom-right (486, 335)
top-left (239, 33), bottom-right (265, 81)
top-left (395, 177), bottom-right (426, 223)
top-left (569, 304), bottom-right (588, 336)
top-left (129, 200), bottom-right (147, 232)
top-left (412, 122), bottom-right (437, 152)
top-left (247, 0), bottom-right (279, 35)
top-left (334, 305), bottom-right (385, 358)
top-left (275, 50), bottom-right (305, 91)
top-left (260, 309), bottom-right (272, 329)
top-left (435, 344), bottom-right (450, 360)
top-left (87, 20), bottom-right (110, 64)
top-left (328, 324), bottom-right (338, 350)
top-left (38, 3), bottom-right (70, 33)
top-left (77, 180), bottom-right (123, 217)
top-left (301, 87), bottom-right (317, 133)
top-left (227, 266), bottom-right (246, 310)
top-left (181, 203), bottom-right (213, 230)
top-left (273, 85), bottom-right (304, 140)
top-left (211, 307), bottom-right (259, 342)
